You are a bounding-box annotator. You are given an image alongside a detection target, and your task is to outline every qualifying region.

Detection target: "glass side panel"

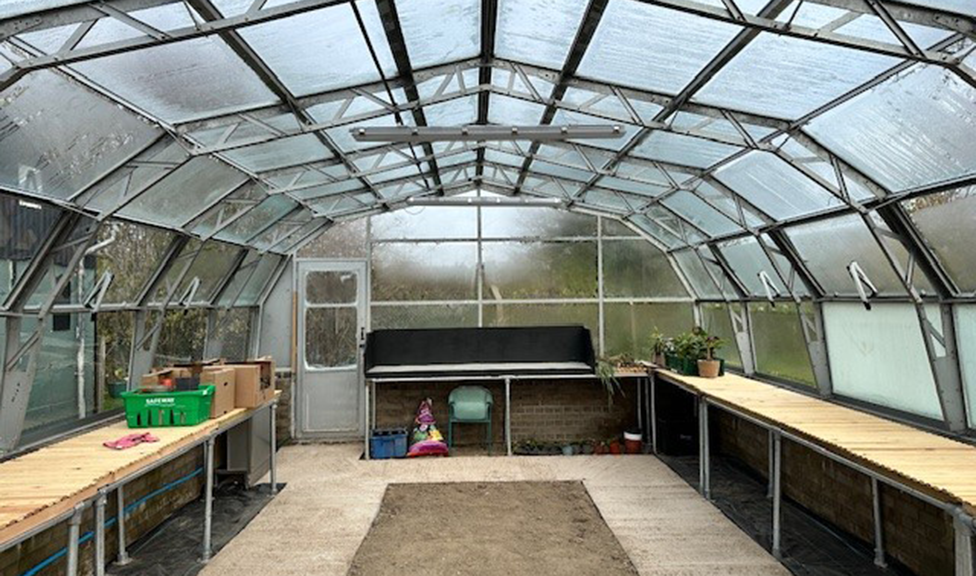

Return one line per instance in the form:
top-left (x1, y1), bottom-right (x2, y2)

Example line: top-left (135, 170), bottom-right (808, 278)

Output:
top-left (215, 196), bottom-right (297, 243)
top-left (0, 194), bottom-right (63, 303)
top-left (97, 221), bottom-right (175, 305)
top-left (307, 270), bottom-right (358, 304)
top-left (824, 302), bottom-right (943, 420)
top-left (210, 308), bottom-right (251, 362)
top-left (673, 249), bottom-right (721, 299)
top-left (238, 2), bottom-right (395, 96)
top-left (235, 253), bottom-right (281, 305)
top-left (577, 0), bottom-right (742, 94)
top-left (715, 151), bottom-right (841, 220)
top-left (749, 302), bottom-right (816, 386)
top-left (631, 131), bottom-right (741, 168)
top-left (371, 303), bottom-right (479, 329)
top-left (662, 191), bottom-right (742, 237)
top-left (0, 69), bottom-right (160, 200)
top-left (806, 64), bottom-right (976, 191)
top-left (482, 241), bottom-right (597, 299)
top-left (298, 219), bottom-right (368, 258)
top-left (718, 236), bottom-right (783, 297)
top-left (955, 305), bottom-right (976, 427)
top-left (484, 303), bottom-right (599, 347)
top-left (371, 242), bottom-right (477, 300)
top-left (180, 241), bottom-right (241, 304)
top-left (902, 187), bottom-right (976, 295)
top-left (74, 37), bottom-right (276, 123)
top-left (118, 158), bottom-right (249, 227)
top-left (604, 302), bottom-right (694, 358)
top-left (786, 214), bottom-right (908, 297)
top-left (495, 0), bottom-right (588, 69)
top-left (603, 239), bottom-right (688, 298)
top-left (397, 0), bottom-right (480, 69)
top-left (694, 33), bottom-right (900, 119)
top-left (222, 134), bottom-right (333, 173)
top-left (305, 307), bottom-right (358, 368)
top-left (371, 206), bottom-right (477, 239)
top-left (156, 309), bottom-right (208, 364)
top-left (602, 217), bottom-right (638, 237)
top-left (700, 303), bottom-right (742, 369)
top-left (481, 206), bottom-right (597, 237)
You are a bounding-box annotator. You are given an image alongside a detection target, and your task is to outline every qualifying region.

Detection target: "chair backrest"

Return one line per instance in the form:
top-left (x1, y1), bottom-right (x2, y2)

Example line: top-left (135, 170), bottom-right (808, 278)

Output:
top-left (449, 386), bottom-right (493, 421)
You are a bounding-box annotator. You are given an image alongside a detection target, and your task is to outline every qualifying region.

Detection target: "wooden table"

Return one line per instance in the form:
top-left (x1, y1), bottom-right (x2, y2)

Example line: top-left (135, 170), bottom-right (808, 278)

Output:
top-left (651, 368), bottom-right (975, 572)
top-left (0, 393), bottom-right (280, 575)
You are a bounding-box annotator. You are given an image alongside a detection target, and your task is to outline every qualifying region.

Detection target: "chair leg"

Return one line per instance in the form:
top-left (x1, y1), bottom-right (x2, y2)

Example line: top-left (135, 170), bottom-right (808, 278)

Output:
top-left (487, 407), bottom-right (492, 455)
top-left (448, 418), bottom-right (453, 448)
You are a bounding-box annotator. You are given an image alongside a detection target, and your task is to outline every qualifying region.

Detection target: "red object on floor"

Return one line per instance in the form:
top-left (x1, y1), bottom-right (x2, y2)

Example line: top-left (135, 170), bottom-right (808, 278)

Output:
top-left (103, 432), bottom-right (160, 450)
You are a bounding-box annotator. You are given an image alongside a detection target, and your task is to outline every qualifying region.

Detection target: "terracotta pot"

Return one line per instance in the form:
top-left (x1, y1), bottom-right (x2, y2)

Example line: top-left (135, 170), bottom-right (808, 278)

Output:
top-left (623, 431), bottom-right (642, 454)
top-left (608, 441), bottom-right (622, 455)
top-left (594, 443), bottom-right (608, 455)
top-left (697, 359), bottom-right (721, 379)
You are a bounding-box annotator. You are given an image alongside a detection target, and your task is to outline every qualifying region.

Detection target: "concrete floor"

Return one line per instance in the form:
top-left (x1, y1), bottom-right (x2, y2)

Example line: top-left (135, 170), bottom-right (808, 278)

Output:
top-left (200, 444), bottom-right (788, 576)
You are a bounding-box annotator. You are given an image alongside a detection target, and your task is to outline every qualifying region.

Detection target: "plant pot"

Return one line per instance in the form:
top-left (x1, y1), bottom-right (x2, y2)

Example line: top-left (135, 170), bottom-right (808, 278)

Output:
top-left (608, 441), bottom-right (622, 455)
top-left (108, 381), bottom-right (127, 399)
top-left (675, 356), bottom-right (699, 376)
top-left (697, 358), bottom-right (721, 378)
top-left (623, 431), bottom-right (642, 454)
top-left (654, 353), bottom-right (666, 367)
top-left (594, 443), bottom-right (608, 455)
top-left (562, 445), bottom-right (574, 456)
top-left (581, 444), bottom-right (594, 455)
top-left (664, 353), bottom-right (677, 370)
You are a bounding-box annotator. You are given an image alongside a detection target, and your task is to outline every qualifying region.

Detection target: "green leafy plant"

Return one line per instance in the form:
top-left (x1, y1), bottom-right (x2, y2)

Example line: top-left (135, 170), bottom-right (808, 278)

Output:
top-left (596, 356), bottom-right (624, 407)
top-left (701, 334), bottom-right (725, 361)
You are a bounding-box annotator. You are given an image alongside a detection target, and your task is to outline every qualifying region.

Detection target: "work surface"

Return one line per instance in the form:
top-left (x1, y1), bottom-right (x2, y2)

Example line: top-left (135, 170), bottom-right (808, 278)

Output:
top-left (200, 444), bottom-right (787, 576)
top-left (0, 397), bottom-right (275, 547)
top-left (656, 369), bottom-right (976, 515)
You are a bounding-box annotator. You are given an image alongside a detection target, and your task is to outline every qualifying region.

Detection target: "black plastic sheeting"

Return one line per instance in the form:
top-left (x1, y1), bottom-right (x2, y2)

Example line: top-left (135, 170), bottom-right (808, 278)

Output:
top-left (109, 482), bottom-right (280, 576)
top-left (658, 454), bottom-right (915, 576)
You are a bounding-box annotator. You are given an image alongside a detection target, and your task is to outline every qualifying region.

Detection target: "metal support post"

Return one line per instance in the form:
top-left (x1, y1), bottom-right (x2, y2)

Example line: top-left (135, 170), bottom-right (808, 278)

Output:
top-left (955, 513), bottom-right (974, 576)
top-left (767, 429), bottom-right (774, 499)
top-left (364, 381), bottom-right (370, 460)
top-left (95, 490), bottom-right (107, 576)
top-left (66, 504), bottom-right (84, 576)
top-left (872, 477), bottom-right (887, 568)
top-left (650, 372), bottom-right (658, 455)
top-left (116, 484), bottom-right (130, 565)
top-left (270, 401), bottom-right (278, 495)
top-left (637, 375), bottom-right (643, 434)
top-left (202, 437), bottom-right (215, 563)
top-left (505, 377), bottom-right (512, 457)
top-left (772, 431), bottom-right (783, 560)
top-left (699, 399), bottom-right (710, 499)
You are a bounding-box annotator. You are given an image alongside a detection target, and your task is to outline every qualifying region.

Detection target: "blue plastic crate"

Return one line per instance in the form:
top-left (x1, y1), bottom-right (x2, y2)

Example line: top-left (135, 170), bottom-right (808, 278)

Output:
top-left (370, 427), bottom-right (407, 459)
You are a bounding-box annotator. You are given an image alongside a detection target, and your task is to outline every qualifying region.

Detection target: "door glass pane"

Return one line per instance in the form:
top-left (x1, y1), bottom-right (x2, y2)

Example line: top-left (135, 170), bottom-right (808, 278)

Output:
top-left (307, 271), bottom-right (358, 304)
top-left (305, 308), bottom-right (358, 368)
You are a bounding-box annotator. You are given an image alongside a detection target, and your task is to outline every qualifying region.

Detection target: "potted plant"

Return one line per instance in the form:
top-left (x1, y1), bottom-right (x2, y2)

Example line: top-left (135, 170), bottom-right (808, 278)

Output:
top-left (650, 330), bottom-right (669, 367)
top-left (607, 436), bottom-right (623, 455)
top-left (697, 333), bottom-right (726, 379)
top-left (672, 330), bottom-right (704, 376)
top-left (596, 356), bottom-right (624, 407)
top-left (108, 368), bottom-right (128, 399)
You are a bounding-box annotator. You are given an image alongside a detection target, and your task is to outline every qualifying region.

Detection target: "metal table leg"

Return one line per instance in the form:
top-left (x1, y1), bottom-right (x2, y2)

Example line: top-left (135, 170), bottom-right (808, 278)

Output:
top-left (116, 485), bottom-right (131, 565)
top-left (772, 431), bottom-right (783, 560)
top-left (637, 376), bottom-right (643, 434)
top-left (954, 514), bottom-right (974, 576)
top-left (270, 401), bottom-right (278, 495)
top-left (95, 490), bottom-right (107, 576)
top-left (650, 373), bottom-right (657, 455)
top-left (767, 429), bottom-right (775, 499)
top-left (66, 504), bottom-right (84, 576)
top-left (505, 377), bottom-right (512, 457)
top-left (872, 477), bottom-right (886, 567)
top-left (364, 380), bottom-right (370, 460)
top-left (699, 399), bottom-right (710, 500)
top-left (202, 437), bottom-right (215, 563)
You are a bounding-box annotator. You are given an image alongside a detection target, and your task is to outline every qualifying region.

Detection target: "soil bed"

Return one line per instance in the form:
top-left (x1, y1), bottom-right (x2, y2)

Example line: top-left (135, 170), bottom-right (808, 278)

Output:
top-left (348, 480), bottom-right (638, 576)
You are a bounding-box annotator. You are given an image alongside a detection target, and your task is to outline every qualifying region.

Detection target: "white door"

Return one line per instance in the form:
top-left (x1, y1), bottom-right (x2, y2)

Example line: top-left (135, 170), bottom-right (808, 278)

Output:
top-left (296, 261), bottom-right (366, 439)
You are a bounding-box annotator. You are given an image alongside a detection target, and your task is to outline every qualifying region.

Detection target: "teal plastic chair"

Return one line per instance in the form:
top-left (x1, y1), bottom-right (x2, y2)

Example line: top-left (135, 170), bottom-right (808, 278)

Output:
top-left (448, 386), bottom-right (494, 453)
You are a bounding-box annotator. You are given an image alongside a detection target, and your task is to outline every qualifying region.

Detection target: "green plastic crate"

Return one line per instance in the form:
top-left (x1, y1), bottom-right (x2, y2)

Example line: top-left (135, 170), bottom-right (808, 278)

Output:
top-left (121, 385), bottom-right (215, 428)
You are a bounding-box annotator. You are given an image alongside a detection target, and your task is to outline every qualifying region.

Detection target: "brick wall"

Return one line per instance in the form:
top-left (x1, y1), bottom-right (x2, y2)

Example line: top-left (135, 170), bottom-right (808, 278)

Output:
top-left (711, 410), bottom-right (954, 576)
top-left (373, 378), bottom-right (641, 449)
top-left (0, 448), bottom-right (206, 576)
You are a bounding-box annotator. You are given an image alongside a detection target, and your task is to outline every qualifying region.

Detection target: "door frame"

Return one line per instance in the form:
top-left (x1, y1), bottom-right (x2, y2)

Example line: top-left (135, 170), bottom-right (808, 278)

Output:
top-left (294, 258), bottom-right (368, 440)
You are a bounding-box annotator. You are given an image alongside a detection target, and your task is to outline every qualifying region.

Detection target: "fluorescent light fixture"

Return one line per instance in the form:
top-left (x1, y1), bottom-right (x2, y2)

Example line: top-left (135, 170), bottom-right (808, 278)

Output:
top-left (405, 196), bottom-right (566, 207)
top-left (351, 125), bottom-right (624, 142)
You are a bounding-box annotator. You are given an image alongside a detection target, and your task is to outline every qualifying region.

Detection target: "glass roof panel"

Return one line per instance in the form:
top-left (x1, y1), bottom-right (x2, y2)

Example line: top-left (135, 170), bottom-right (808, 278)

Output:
top-left (899, 0), bottom-right (975, 16)
top-left (73, 37), bottom-right (277, 123)
top-left (902, 186), bottom-right (976, 295)
top-left (599, 176), bottom-right (667, 197)
top-left (631, 131), bottom-right (741, 168)
top-left (72, 4), bottom-right (196, 49)
top-left (717, 236), bottom-right (783, 297)
top-left (662, 191), bottom-right (743, 237)
top-left (715, 151), bottom-right (842, 220)
top-left (806, 64), bottom-right (976, 192)
top-left (0, 69), bottom-right (160, 201)
top-left (238, 2), bottom-right (395, 97)
top-left (673, 249), bottom-right (721, 299)
top-left (577, 0), bottom-right (743, 94)
top-left (487, 94), bottom-right (547, 125)
top-left (495, 0), bottom-right (588, 69)
top-left (422, 95), bottom-right (478, 126)
top-left (693, 33), bottom-right (900, 120)
top-left (397, 0), bottom-right (480, 69)
top-left (222, 134), bottom-right (333, 173)
top-left (216, 195), bottom-right (298, 243)
top-left (551, 109), bottom-right (639, 151)
top-left (118, 157), bottom-right (249, 226)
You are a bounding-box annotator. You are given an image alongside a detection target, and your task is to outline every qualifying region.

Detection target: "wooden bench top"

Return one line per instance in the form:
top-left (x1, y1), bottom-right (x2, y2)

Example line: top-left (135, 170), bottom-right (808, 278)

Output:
top-left (0, 394), bottom-right (278, 547)
top-left (654, 369), bottom-right (976, 516)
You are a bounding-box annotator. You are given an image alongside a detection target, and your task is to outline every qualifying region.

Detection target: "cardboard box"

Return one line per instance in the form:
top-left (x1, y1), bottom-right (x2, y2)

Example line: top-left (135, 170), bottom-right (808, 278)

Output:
top-left (225, 357), bottom-right (276, 408)
top-left (174, 358), bottom-right (225, 376)
top-left (200, 367), bottom-right (236, 418)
